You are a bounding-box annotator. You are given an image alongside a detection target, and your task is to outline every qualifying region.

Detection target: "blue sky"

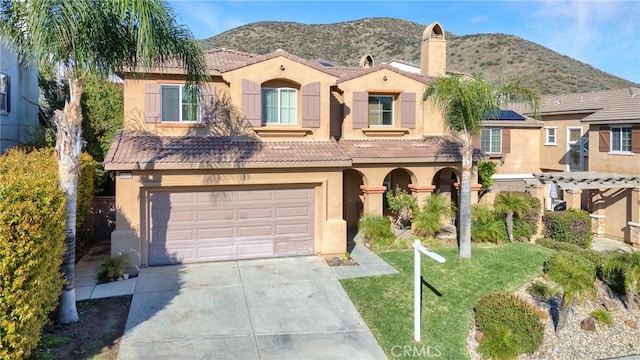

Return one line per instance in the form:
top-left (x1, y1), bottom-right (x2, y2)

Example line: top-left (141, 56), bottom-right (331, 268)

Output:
top-left (169, 0), bottom-right (640, 84)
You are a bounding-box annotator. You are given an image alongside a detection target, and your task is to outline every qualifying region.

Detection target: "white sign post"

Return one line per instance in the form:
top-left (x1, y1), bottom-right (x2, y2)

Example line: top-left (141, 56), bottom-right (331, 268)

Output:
top-left (413, 239), bottom-right (446, 342)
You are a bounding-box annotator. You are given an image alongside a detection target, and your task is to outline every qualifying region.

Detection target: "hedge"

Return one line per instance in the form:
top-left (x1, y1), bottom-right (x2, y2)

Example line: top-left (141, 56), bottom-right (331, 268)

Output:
top-left (77, 152), bottom-right (96, 254)
top-left (471, 204), bottom-right (507, 243)
top-left (494, 191), bottom-right (541, 241)
top-left (0, 148), bottom-right (66, 359)
top-left (542, 209), bottom-right (592, 248)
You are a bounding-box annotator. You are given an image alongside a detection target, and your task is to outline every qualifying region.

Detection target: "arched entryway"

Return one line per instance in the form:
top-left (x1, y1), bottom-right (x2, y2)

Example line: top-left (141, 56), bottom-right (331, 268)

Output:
top-left (383, 168), bottom-right (415, 217)
top-left (432, 167), bottom-right (459, 225)
top-left (343, 169), bottom-right (366, 229)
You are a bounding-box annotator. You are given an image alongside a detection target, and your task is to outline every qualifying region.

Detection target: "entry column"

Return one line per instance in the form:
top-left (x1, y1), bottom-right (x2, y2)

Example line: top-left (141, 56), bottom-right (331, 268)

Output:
top-left (409, 184), bottom-right (436, 206)
top-left (360, 185), bottom-right (387, 217)
top-left (630, 187), bottom-right (640, 247)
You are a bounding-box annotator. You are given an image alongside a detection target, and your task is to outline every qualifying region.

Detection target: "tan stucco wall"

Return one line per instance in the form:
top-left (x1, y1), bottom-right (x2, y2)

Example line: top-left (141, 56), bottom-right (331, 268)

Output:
top-left (111, 167), bottom-right (346, 266)
top-left (539, 115), bottom-right (587, 171)
top-left (495, 127), bottom-right (542, 174)
top-left (338, 69), bottom-right (441, 139)
top-left (599, 188), bottom-right (633, 241)
top-left (588, 124), bottom-right (640, 174)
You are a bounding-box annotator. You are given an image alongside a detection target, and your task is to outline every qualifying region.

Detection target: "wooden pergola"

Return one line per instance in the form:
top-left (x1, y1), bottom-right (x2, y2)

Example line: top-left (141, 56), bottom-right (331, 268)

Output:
top-left (532, 171), bottom-right (640, 191)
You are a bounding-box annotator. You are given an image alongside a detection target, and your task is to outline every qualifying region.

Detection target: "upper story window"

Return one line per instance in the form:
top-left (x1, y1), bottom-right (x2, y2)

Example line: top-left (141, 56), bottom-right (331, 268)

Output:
top-left (481, 127), bottom-right (502, 153)
top-left (611, 126), bottom-right (631, 153)
top-left (262, 87), bottom-right (297, 125)
top-left (0, 73), bottom-right (9, 112)
top-left (368, 95), bottom-right (394, 126)
top-left (161, 84), bottom-right (200, 122)
top-left (545, 127), bottom-right (557, 145)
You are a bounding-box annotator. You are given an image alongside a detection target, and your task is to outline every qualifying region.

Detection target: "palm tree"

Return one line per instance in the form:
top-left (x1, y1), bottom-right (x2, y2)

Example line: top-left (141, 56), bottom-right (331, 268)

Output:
top-left (603, 251), bottom-right (640, 310)
top-left (423, 74), bottom-right (539, 258)
top-left (494, 192), bottom-right (529, 243)
top-left (0, 0), bottom-right (208, 323)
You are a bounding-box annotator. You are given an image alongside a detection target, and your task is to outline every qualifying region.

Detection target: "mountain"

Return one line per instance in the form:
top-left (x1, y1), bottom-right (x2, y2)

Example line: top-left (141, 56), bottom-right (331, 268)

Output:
top-left (199, 18), bottom-right (636, 95)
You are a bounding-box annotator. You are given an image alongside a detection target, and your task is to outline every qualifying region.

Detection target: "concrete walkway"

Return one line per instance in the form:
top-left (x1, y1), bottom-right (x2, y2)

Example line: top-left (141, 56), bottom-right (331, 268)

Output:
top-left (592, 237), bottom-right (636, 253)
top-left (117, 256), bottom-right (389, 360)
top-left (75, 243), bottom-right (137, 301)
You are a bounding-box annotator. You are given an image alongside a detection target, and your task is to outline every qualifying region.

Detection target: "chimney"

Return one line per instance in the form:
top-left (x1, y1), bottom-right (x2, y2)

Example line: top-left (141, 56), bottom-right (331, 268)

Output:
top-left (420, 22), bottom-right (446, 77)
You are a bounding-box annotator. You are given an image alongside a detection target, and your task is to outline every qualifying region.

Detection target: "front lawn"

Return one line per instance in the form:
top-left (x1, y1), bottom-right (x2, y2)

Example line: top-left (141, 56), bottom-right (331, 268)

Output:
top-left (341, 242), bottom-right (552, 359)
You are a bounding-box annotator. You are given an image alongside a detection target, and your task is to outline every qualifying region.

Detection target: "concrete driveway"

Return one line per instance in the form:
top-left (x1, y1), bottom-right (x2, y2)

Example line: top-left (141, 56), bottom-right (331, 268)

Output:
top-left (117, 256), bottom-right (387, 359)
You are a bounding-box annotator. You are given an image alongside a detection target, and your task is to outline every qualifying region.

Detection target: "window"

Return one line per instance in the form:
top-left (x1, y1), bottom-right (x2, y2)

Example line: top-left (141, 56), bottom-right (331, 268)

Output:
top-left (160, 84), bottom-right (200, 122)
top-left (262, 88), bottom-right (297, 125)
top-left (481, 128), bottom-right (502, 153)
top-left (368, 95), bottom-right (393, 126)
top-left (611, 126), bottom-right (632, 152)
top-left (544, 127), bottom-right (557, 145)
top-left (567, 127), bottom-right (583, 172)
top-left (0, 73), bottom-right (8, 112)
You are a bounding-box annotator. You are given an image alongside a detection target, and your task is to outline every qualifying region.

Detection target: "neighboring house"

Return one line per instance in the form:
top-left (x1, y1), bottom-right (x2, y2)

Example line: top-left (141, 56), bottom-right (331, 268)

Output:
top-left (0, 41), bottom-right (39, 153)
top-left (488, 88), bottom-right (640, 246)
top-left (104, 22), bottom-right (486, 267)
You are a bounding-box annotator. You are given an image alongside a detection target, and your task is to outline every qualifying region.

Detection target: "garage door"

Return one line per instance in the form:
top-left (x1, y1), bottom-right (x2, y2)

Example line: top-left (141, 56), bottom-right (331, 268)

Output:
top-left (148, 188), bottom-right (315, 265)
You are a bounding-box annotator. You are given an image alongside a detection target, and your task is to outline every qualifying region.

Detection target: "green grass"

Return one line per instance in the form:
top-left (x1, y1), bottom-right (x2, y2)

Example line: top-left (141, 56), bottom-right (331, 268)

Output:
top-left (340, 242), bottom-right (552, 359)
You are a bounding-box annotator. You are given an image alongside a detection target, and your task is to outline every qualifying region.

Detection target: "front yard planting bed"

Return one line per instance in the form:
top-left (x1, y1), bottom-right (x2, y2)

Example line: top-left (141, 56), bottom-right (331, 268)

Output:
top-left (341, 243), bottom-right (551, 359)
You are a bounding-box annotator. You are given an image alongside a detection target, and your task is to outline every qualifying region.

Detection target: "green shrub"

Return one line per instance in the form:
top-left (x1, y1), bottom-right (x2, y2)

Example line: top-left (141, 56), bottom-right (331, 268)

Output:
top-left (413, 192), bottom-right (455, 237)
top-left (537, 238), bottom-right (602, 269)
top-left (475, 292), bottom-right (544, 358)
top-left (471, 204), bottom-right (507, 243)
top-left (602, 251), bottom-right (640, 304)
top-left (591, 308), bottom-right (614, 326)
top-left (77, 152), bottom-right (96, 243)
top-left (478, 161), bottom-right (497, 193)
top-left (385, 187), bottom-right (418, 228)
top-left (358, 215), bottom-right (394, 248)
top-left (542, 209), bottom-right (592, 248)
top-left (0, 148), bottom-right (66, 359)
top-left (545, 251), bottom-right (596, 304)
top-left (527, 280), bottom-right (557, 300)
top-left (97, 255), bottom-right (131, 283)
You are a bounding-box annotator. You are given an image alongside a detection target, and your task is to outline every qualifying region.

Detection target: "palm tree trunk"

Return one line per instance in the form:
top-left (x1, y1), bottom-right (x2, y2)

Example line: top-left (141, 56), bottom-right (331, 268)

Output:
top-left (506, 211), bottom-right (514, 243)
top-left (55, 78), bottom-right (83, 324)
top-left (459, 139), bottom-right (472, 259)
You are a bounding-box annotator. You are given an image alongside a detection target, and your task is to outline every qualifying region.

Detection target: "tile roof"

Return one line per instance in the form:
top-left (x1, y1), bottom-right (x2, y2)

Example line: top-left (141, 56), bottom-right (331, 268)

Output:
top-left (104, 131), bottom-right (350, 170)
top-left (335, 63), bottom-right (432, 85)
top-left (217, 49), bottom-right (339, 77)
top-left (337, 136), bottom-right (486, 163)
top-left (203, 48), bottom-right (257, 72)
top-left (540, 87), bottom-right (640, 123)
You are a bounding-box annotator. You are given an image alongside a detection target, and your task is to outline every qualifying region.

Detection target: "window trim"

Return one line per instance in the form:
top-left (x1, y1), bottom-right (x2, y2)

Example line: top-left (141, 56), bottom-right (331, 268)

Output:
top-left (609, 126), bottom-right (632, 154)
top-left (262, 87), bottom-right (297, 125)
top-left (368, 94), bottom-right (395, 127)
top-left (0, 72), bottom-right (8, 113)
top-left (481, 127), bottom-right (502, 153)
top-left (544, 126), bottom-right (557, 145)
top-left (159, 84), bottom-right (201, 123)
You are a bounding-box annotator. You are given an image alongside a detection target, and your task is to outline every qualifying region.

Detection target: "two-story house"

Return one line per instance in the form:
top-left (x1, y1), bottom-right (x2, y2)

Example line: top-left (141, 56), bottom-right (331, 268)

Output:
top-left (104, 22), bottom-right (485, 267)
top-left (0, 41), bottom-right (39, 153)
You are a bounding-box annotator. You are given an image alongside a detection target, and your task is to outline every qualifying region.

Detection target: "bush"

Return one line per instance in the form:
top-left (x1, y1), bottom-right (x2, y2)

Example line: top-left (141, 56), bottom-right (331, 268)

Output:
top-left (542, 209), bottom-right (592, 248)
top-left (77, 153), bottom-right (96, 243)
top-left (97, 255), bottom-right (131, 283)
top-left (413, 192), bottom-right (455, 237)
top-left (0, 148), bottom-right (66, 359)
top-left (527, 280), bottom-right (557, 300)
top-left (591, 308), bottom-right (614, 326)
top-left (471, 204), bottom-right (507, 243)
top-left (537, 238), bottom-right (603, 269)
top-left (545, 251), bottom-right (597, 304)
top-left (602, 251), bottom-right (640, 304)
top-left (475, 292), bottom-right (544, 358)
top-left (358, 215), bottom-right (394, 248)
top-left (385, 187), bottom-right (418, 228)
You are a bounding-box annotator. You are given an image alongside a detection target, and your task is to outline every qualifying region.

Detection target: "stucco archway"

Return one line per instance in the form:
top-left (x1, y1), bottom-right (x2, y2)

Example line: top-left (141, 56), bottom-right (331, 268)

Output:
top-left (343, 169), bottom-right (366, 228)
top-left (432, 167), bottom-right (459, 225)
top-left (383, 168), bottom-right (416, 216)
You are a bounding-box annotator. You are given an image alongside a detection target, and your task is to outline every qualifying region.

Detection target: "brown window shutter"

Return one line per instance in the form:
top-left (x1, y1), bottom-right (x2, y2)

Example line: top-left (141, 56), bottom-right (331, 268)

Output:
top-left (352, 92), bottom-right (368, 129)
top-left (632, 125), bottom-right (640, 153)
top-left (301, 82), bottom-right (321, 128)
top-left (242, 79), bottom-right (262, 127)
top-left (144, 83), bottom-right (160, 123)
top-left (400, 92), bottom-right (416, 129)
top-left (599, 126), bottom-right (610, 152)
top-left (502, 128), bottom-right (511, 153)
top-left (201, 84), bottom-right (216, 123)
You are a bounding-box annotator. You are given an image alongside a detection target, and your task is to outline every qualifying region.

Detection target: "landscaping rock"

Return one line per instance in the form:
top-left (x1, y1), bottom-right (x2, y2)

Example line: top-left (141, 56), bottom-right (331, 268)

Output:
top-left (474, 330), bottom-right (484, 343)
top-left (580, 317), bottom-right (596, 331)
top-left (327, 257), bottom-right (341, 266)
top-left (601, 299), bottom-right (620, 312)
top-left (625, 320), bottom-right (637, 329)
